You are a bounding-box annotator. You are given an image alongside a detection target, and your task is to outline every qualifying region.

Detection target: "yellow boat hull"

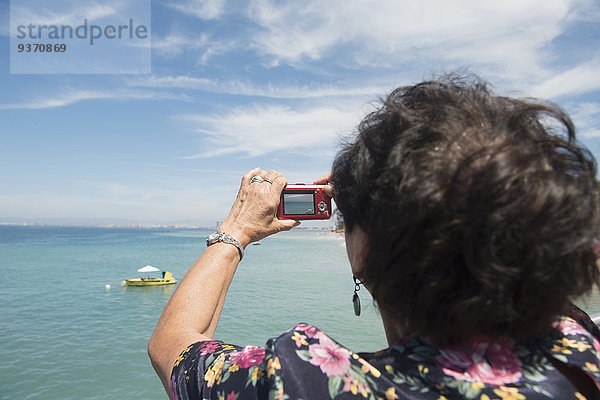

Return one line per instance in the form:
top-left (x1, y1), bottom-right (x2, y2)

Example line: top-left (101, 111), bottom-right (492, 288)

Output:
top-left (121, 278), bottom-right (177, 286)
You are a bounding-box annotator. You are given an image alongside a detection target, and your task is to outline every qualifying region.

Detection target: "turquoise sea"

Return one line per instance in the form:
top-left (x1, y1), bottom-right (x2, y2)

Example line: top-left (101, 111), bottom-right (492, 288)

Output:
top-left (0, 226), bottom-right (388, 400)
top-left (2, 225), bottom-right (600, 400)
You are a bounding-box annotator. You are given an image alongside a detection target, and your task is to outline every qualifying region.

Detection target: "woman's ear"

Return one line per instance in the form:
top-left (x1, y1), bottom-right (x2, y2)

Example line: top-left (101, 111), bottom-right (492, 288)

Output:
top-left (345, 224), bottom-right (371, 278)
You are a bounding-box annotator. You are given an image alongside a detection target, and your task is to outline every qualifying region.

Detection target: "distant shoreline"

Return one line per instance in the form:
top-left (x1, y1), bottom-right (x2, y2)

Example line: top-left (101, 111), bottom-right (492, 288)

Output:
top-left (0, 222), bottom-right (335, 231)
top-left (0, 222), bottom-right (204, 229)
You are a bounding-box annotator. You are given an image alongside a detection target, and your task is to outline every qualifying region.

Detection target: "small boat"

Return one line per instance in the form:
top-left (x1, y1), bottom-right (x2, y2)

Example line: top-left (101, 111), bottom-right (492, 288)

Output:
top-left (121, 265), bottom-right (177, 286)
top-left (252, 241), bottom-right (261, 246)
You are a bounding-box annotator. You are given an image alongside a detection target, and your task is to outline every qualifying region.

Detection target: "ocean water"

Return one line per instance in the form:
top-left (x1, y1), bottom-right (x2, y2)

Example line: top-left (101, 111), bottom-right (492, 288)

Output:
top-left (0, 226), bottom-right (386, 400)
top-left (2, 226), bottom-right (599, 400)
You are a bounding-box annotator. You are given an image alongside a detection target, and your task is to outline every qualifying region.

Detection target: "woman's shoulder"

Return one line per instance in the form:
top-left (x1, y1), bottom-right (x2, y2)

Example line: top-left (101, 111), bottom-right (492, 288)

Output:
top-left (171, 317), bottom-right (600, 400)
top-left (360, 311), bottom-right (600, 399)
top-left (170, 323), bottom-right (394, 399)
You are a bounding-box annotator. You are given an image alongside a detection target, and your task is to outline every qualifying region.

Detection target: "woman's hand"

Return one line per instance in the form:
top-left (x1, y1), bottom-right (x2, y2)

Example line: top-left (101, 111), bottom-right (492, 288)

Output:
top-left (219, 168), bottom-right (299, 246)
top-left (314, 172), bottom-right (334, 200)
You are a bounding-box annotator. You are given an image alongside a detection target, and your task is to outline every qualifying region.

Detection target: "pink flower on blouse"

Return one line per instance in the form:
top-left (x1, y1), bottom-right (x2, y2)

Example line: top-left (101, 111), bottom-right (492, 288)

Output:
top-left (199, 341), bottom-right (220, 355)
top-left (554, 318), bottom-right (589, 337)
top-left (226, 391), bottom-right (237, 400)
top-left (435, 336), bottom-right (522, 385)
top-left (435, 346), bottom-right (472, 370)
top-left (228, 345), bottom-right (265, 368)
top-left (308, 335), bottom-right (351, 377)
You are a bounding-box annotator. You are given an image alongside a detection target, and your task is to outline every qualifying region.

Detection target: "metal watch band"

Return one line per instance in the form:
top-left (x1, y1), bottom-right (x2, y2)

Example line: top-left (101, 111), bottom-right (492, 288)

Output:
top-left (206, 230), bottom-right (244, 261)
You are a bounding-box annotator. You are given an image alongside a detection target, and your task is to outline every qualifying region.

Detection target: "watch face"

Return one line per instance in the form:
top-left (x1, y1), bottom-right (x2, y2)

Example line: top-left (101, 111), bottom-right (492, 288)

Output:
top-left (207, 232), bottom-right (222, 243)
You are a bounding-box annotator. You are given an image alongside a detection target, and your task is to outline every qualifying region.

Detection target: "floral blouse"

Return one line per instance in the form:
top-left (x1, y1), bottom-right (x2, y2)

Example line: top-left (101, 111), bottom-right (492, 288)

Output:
top-left (171, 309), bottom-right (600, 399)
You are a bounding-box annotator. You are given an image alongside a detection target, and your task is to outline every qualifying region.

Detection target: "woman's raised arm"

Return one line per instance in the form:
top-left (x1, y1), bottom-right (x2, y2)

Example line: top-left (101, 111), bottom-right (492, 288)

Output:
top-left (148, 168), bottom-right (298, 393)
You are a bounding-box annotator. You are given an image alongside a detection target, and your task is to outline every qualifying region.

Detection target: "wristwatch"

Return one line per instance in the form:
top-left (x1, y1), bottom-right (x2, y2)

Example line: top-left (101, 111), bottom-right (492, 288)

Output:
top-left (206, 230), bottom-right (244, 260)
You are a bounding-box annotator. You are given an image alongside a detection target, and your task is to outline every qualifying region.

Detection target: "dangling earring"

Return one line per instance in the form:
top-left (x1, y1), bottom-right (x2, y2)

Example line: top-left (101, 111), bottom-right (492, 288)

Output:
top-left (352, 276), bottom-right (362, 317)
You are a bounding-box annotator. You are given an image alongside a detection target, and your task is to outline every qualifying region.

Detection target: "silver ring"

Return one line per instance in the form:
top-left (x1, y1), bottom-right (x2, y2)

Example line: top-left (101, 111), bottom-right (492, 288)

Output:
top-left (251, 175), bottom-right (273, 184)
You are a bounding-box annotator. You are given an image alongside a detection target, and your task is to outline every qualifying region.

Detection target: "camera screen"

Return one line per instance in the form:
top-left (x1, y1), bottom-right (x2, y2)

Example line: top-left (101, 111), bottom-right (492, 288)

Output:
top-left (283, 193), bottom-right (315, 215)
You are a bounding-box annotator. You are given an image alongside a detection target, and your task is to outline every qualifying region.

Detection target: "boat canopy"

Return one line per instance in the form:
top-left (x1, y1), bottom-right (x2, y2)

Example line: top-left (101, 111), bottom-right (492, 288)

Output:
top-left (137, 265), bottom-right (160, 273)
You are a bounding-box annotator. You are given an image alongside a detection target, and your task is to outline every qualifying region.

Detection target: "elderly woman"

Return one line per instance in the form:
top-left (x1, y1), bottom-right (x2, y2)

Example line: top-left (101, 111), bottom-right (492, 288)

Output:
top-left (149, 76), bottom-right (600, 399)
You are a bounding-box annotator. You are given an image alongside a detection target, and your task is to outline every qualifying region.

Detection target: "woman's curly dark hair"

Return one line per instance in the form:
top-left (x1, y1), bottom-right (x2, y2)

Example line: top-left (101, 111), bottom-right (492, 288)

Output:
top-left (332, 75), bottom-right (599, 341)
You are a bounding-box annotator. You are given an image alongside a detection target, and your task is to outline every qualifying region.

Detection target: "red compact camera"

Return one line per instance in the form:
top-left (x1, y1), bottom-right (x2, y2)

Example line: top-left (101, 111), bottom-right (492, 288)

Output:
top-left (277, 184), bottom-right (332, 220)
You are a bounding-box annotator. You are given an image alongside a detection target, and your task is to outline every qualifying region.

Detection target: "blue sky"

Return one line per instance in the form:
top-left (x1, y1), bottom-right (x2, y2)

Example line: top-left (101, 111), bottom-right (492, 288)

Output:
top-left (1, 0), bottom-right (599, 226)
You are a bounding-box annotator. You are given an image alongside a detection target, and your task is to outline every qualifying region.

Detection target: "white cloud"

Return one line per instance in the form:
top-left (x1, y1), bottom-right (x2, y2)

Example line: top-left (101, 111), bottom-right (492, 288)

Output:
top-left (530, 59), bottom-right (600, 99)
top-left (176, 103), bottom-right (362, 158)
top-left (0, 89), bottom-right (191, 110)
top-left (165, 0), bottom-right (226, 20)
top-left (151, 33), bottom-right (233, 63)
top-left (128, 75), bottom-right (386, 99)
top-left (153, 34), bottom-right (208, 56)
top-left (131, 75), bottom-right (216, 89)
top-left (246, 0), bottom-right (580, 79)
